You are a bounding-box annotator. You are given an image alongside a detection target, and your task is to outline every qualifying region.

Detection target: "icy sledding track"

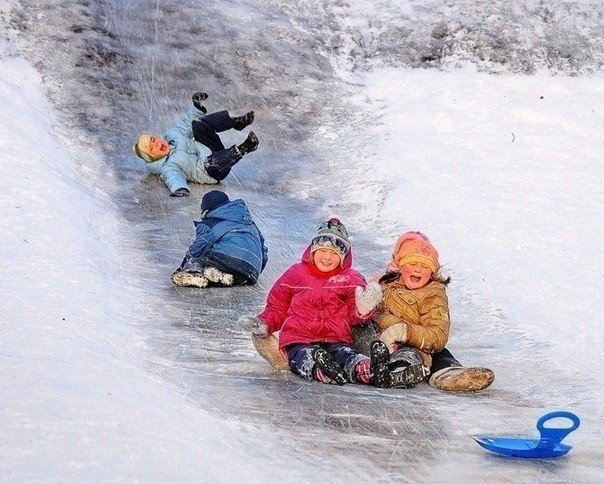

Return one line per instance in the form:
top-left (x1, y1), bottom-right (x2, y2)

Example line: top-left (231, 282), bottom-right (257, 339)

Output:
top-left (11, 0), bottom-right (603, 481)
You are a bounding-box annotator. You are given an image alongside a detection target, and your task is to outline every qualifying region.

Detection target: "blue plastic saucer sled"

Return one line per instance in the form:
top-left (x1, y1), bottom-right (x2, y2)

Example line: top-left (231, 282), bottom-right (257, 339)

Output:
top-left (473, 411), bottom-right (580, 458)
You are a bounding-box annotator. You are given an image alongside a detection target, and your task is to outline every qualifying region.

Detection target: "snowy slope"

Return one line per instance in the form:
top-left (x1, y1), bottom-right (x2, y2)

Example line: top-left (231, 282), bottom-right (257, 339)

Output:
top-left (1, 0), bottom-right (603, 481)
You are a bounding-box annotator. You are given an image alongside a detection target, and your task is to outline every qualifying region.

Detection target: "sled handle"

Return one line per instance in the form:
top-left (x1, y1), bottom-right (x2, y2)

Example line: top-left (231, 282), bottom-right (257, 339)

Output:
top-left (536, 411), bottom-right (580, 449)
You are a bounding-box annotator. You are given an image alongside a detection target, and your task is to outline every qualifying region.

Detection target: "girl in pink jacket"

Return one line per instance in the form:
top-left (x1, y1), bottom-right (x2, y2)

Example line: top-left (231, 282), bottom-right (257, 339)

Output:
top-left (241, 218), bottom-right (391, 387)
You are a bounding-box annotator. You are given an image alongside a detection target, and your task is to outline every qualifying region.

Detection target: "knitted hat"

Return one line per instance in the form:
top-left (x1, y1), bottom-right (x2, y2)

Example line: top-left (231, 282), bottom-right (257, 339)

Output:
top-left (310, 217), bottom-right (351, 263)
top-left (132, 134), bottom-right (164, 163)
top-left (390, 231), bottom-right (440, 273)
top-left (200, 190), bottom-right (229, 213)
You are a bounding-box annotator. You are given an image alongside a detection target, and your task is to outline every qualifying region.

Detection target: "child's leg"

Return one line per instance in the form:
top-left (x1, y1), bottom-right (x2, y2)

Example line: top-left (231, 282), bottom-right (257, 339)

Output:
top-left (389, 346), bottom-right (431, 388)
top-left (428, 348), bottom-right (494, 392)
top-left (326, 343), bottom-right (369, 382)
top-left (430, 347), bottom-right (462, 373)
top-left (370, 340), bottom-right (392, 388)
top-left (203, 146), bottom-right (243, 181)
top-left (325, 342), bottom-right (391, 387)
top-left (286, 344), bottom-right (321, 381)
top-left (312, 348), bottom-right (347, 385)
top-left (191, 110), bottom-right (232, 152)
top-left (170, 254), bottom-right (209, 288)
top-left (286, 344), bottom-right (347, 385)
top-left (203, 131), bottom-right (258, 181)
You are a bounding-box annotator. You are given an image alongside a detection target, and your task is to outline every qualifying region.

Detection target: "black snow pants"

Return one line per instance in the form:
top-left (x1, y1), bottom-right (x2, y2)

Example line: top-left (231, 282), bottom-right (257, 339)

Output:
top-left (191, 110), bottom-right (242, 181)
top-left (429, 348), bottom-right (462, 374)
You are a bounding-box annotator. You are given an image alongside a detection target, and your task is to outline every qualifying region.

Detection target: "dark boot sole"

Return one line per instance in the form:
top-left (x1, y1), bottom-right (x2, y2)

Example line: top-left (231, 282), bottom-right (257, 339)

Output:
top-left (313, 349), bottom-right (347, 386)
top-left (370, 340), bottom-right (391, 388)
top-left (390, 364), bottom-right (431, 388)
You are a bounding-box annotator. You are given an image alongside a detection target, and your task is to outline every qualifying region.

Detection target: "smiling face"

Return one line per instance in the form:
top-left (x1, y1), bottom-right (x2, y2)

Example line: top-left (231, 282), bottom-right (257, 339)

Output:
top-left (134, 134), bottom-right (170, 162)
top-left (400, 263), bottom-right (432, 289)
top-left (312, 248), bottom-right (342, 272)
top-left (146, 136), bottom-right (170, 158)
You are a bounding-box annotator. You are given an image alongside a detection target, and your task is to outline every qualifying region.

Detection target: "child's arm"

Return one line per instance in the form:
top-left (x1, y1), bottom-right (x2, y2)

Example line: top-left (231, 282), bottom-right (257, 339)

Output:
top-left (343, 272), bottom-right (377, 324)
top-left (165, 106), bottom-right (205, 140)
top-left (406, 289), bottom-right (450, 354)
top-left (376, 286), bottom-right (450, 353)
top-left (354, 280), bottom-right (382, 318)
top-left (159, 160), bottom-right (189, 194)
top-left (257, 266), bottom-right (296, 333)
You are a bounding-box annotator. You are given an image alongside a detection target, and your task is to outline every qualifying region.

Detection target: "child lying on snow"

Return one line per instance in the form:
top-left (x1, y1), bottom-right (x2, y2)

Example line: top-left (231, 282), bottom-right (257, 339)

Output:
top-left (171, 190), bottom-right (268, 288)
top-left (132, 92), bottom-right (258, 197)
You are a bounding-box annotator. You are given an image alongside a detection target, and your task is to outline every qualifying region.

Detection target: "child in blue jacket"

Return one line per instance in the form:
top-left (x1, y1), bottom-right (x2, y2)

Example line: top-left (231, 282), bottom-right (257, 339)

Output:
top-left (171, 190), bottom-right (268, 287)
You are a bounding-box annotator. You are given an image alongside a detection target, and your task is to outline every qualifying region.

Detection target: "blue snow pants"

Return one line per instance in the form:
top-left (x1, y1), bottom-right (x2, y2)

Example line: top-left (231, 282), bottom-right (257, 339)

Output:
top-left (286, 343), bottom-right (368, 382)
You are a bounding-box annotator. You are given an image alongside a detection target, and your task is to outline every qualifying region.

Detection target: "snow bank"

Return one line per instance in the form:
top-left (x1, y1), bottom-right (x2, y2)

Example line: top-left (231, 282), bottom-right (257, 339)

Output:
top-left (0, 54), bottom-right (279, 482)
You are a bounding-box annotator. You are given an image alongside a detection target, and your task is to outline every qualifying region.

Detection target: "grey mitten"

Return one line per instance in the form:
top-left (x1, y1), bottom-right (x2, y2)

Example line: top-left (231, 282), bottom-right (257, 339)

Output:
top-left (238, 315), bottom-right (269, 336)
top-left (355, 280), bottom-right (383, 316)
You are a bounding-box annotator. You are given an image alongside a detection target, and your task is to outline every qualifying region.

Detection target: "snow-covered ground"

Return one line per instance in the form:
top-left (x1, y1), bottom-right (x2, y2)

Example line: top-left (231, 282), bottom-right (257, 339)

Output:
top-left (1, 0), bottom-right (603, 481)
top-left (0, 51), bottom-right (286, 483)
top-left (318, 67), bottom-right (604, 375)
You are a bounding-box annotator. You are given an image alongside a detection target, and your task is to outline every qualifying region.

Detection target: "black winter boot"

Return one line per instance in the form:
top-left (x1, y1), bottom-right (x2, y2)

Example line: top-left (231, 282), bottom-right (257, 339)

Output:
top-left (237, 131), bottom-right (259, 155)
top-left (370, 340), bottom-right (391, 388)
top-left (313, 349), bottom-right (347, 386)
top-left (389, 346), bottom-right (430, 388)
top-left (231, 111), bottom-right (255, 131)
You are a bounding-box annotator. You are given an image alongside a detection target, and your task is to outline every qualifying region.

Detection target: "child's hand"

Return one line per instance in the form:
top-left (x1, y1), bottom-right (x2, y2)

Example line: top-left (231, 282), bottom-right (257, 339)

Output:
top-left (238, 315), bottom-right (269, 336)
top-left (379, 322), bottom-right (408, 353)
top-left (355, 280), bottom-right (383, 316)
top-left (192, 91), bottom-right (209, 113)
top-left (170, 187), bottom-right (190, 197)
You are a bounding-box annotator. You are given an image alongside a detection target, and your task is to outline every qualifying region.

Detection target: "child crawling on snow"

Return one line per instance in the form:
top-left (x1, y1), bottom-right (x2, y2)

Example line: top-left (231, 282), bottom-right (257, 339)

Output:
top-left (240, 218), bottom-right (391, 387)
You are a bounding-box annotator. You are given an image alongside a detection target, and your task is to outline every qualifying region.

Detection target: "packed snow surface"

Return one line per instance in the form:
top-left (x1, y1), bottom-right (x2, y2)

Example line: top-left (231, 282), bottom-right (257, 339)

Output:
top-left (1, 0), bottom-right (602, 481)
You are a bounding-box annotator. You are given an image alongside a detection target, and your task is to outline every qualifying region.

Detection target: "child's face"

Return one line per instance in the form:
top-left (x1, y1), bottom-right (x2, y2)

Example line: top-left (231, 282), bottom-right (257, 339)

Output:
top-left (400, 263), bottom-right (432, 289)
top-left (146, 136), bottom-right (171, 159)
top-left (313, 248), bottom-right (341, 272)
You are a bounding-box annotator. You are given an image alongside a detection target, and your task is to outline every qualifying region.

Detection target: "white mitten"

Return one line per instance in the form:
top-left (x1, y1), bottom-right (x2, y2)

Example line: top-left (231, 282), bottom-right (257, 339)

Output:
top-left (238, 316), bottom-right (269, 336)
top-left (355, 280), bottom-right (383, 316)
top-left (379, 322), bottom-right (408, 353)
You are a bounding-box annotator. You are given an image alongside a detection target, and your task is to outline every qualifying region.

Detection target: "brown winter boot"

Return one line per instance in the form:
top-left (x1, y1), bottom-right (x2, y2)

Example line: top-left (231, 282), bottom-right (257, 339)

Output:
top-left (428, 366), bottom-right (494, 392)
